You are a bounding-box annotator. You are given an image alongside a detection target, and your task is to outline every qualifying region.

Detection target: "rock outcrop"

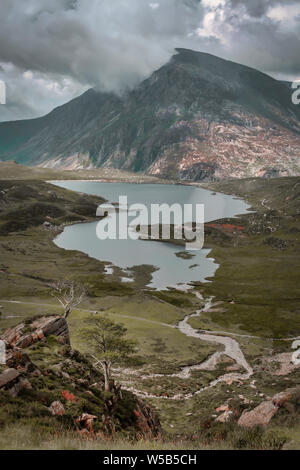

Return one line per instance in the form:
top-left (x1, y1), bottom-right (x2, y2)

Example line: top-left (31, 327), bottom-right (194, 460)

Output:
top-left (0, 316), bottom-right (69, 397)
top-left (0, 316), bottom-right (161, 440)
top-left (1, 315), bottom-right (70, 350)
top-left (134, 399), bottom-right (162, 439)
top-left (238, 387), bottom-right (300, 428)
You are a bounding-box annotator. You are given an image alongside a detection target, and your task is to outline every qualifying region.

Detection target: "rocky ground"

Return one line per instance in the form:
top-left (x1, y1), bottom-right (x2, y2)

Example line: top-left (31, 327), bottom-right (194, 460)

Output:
top-left (0, 315), bottom-right (161, 442)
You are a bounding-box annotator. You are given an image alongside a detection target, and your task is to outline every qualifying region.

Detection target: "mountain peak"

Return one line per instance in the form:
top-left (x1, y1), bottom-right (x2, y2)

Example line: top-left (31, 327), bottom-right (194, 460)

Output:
top-left (0, 49), bottom-right (299, 180)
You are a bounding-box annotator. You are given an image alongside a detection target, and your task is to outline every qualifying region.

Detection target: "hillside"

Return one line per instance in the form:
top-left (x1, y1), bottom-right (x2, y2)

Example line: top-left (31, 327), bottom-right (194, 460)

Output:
top-left (0, 49), bottom-right (300, 181)
top-left (0, 167), bottom-right (300, 449)
top-left (0, 315), bottom-right (161, 443)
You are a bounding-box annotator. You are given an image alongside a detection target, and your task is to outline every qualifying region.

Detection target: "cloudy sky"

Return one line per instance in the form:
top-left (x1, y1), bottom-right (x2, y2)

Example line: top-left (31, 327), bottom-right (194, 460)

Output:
top-left (0, 0), bottom-right (300, 122)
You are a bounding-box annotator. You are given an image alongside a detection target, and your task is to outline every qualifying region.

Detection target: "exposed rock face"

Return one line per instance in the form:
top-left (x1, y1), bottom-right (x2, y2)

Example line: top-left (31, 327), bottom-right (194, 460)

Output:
top-left (264, 352), bottom-right (300, 376)
top-left (1, 315), bottom-right (70, 349)
top-left (0, 318), bottom-right (161, 440)
top-left (0, 315), bottom-right (69, 397)
top-left (238, 387), bottom-right (300, 428)
top-left (31, 316), bottom-right (70, 345)
top-left (133, 398), bottom-right (162, 439)
top-left (178, 162), bottom-right (217, 182)
top-left (0, 49), bottom-right (299, 181)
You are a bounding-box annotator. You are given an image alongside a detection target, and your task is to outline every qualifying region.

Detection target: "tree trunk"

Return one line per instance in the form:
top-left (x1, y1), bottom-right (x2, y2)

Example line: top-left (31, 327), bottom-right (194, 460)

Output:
top-left (102, 362), bottom-right (110, 392)
top-left (64, 307), bottom-right (71, 319)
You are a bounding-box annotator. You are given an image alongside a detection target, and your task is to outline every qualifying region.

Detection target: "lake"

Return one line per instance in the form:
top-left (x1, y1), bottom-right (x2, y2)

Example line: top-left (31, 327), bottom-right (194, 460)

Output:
top-left (51, 181), bottom-right (251, 290)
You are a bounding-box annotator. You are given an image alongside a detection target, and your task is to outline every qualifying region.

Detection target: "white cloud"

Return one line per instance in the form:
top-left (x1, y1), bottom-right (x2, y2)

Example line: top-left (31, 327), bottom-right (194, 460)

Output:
top-left (149, 3), bottom-right (160, 9)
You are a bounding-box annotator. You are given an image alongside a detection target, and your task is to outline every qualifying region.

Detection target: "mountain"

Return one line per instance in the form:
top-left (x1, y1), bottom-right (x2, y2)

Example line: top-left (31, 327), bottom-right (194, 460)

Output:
top-left (1, 48), bottom-right (300, 181)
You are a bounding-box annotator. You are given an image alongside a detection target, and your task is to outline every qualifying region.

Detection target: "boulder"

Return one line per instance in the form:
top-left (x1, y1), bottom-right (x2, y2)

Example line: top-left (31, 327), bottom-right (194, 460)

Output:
top-left (238, 386), bottom-right (300, 428)
top-left (9, 378), bottom-right (32, 398)
top-left (216, 410), bottom-right (233, 423)
top-left (31, 316), bottom-right (70, 345)
top-left (0, 368), bottom-right (20, 388)
top-left (238, 400), bottom-right (278, 428)
top-left (272, 388), bottom-right (298, 407)
top-left (49, 401), bottom-right (65, 416)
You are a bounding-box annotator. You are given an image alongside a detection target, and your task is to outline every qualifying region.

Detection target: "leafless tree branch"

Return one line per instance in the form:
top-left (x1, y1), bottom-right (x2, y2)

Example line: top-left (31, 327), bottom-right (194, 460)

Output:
top-left (50, 280), bottom-right (85, 319)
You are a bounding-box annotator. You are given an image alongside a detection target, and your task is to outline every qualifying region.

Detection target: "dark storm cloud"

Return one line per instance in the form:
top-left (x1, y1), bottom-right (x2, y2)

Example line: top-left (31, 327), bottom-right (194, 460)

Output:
top-left (0, 0), bottom-right (206, 92)
top-left (220, 0), bottom-right (300, 78)
top-left (222, 17), bottom-right (300, 77)
top-left (0, 0), bottom-right (299, 121)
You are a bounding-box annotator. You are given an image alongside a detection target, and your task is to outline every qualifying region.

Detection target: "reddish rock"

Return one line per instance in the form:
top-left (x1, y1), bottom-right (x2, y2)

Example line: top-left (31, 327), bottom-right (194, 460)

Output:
top-left (238, 386), bottom-right (300, 428)
top-left (272, 388), bottom-right (298, 407)
top-left (31, 316), bottom-right (70, 344)
top-left (205, 223), bottom-right (245, 233)
top-left (15, 333), bottom-right (36, 349)
top-left (238, 401), bottom-right (277, 428)
top-left (133, 399), bottom-right (162, 439)
top-left (216, 410), bottom-right (233, 423)
top-left (1, 316), bottom-right (70, 350)
top-left (216, 404), bottom-right (230, 413)
top-left (76, 413), bottom-right (98, 434)
top-left (1, 324), bottom-right (25, 347)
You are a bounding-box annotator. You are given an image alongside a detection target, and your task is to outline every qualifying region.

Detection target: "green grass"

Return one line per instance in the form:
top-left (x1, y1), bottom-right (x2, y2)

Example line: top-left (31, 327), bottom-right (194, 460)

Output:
top-left (69, 308), bottom-right (216, 375)
top-left (0, 424), bottom-right (213, 450)
top-left (0, 161), bottom-right (164, 183)
top-left (187, 177), bottom-right (300, 339)
top-left (1, 173), bottom-right (300, 446)
top-left (1, 421), bottom-right (299, 450)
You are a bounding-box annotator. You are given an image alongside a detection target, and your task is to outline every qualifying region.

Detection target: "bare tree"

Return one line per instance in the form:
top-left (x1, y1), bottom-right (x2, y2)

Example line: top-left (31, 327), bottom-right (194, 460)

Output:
top-left (50, 280), bottom-right (85, 318)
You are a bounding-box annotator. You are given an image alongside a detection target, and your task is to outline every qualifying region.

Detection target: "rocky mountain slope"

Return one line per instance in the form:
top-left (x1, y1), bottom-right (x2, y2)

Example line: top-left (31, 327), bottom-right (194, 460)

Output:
top-left (0, 48), bottom-right (300, 181)
top-left (0, 315), bottom-right (161, 440)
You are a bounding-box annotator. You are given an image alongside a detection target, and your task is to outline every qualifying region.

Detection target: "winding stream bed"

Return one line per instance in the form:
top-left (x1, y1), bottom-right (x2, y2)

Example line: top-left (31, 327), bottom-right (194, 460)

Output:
top-left (116, 292), bottom-right (254, 401)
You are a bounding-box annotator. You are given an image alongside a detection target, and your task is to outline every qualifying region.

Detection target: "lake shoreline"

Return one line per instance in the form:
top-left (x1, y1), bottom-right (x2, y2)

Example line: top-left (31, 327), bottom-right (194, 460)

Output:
top-left (52, 180), bottom-right (250, 291)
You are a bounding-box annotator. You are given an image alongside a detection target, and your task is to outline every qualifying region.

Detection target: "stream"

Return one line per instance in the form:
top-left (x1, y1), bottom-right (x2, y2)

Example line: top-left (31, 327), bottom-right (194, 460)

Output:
top-left (115, 291), bottom-right (254, 401)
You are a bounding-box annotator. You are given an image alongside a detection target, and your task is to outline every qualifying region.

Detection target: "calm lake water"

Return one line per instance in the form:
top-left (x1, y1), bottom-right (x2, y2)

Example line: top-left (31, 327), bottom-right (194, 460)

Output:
top-left (52, 181), bottom-right (251, 290)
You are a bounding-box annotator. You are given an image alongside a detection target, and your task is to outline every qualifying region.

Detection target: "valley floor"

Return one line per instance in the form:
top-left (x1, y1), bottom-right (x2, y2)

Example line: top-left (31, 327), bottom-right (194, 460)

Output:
top-left (0, 164), bottom-right (300, 449)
